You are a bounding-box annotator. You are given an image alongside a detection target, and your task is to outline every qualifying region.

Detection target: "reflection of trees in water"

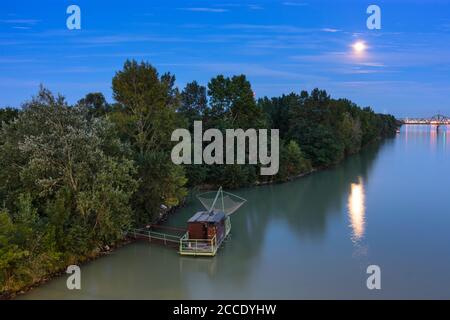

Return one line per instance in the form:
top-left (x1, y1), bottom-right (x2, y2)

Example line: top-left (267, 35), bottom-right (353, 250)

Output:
top-left (161, 140), bottom-right (392, 295)
top-left (237, 140), bottom-right (388, 246)
top-left (214, 141), bottom-right (391, 288)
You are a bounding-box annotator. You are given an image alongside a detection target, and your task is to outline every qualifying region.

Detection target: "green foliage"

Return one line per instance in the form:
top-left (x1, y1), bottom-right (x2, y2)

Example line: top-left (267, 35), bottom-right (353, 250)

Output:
top-left (111, 60), bottom-right (187, 222)
top-left (0, 108), bottom-right (19, 128)
top-left (0, 87), bottom-right (137, 295)
top-left (76, 92), bottom-right (111, 118)
top-left (276, 140), bottom-right (312, 182)
top-left (0, 209), bottom-right (30, 291)
top-left (181, 74), bottom-right (267, 188)
top-left (206, 74), bottom-right (265, 129)
top-left (112, 60), bottom-right (178, 154)
top-left (179, 81), bottom-right (207, 132)
top-left (259, 89), bottom-right (398, 168)
top-left (206, 165), bottom-right (257, 189)
top-left (131, 151), bottom-right (187, 223)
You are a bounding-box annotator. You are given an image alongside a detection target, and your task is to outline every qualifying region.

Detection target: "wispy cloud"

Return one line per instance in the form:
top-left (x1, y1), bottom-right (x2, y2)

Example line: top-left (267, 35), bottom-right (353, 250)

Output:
top-left (211, 3), bottom-right (263, 10)
top-left (0, 58), bottom-right (35, 64)
top-left (439, 22), bottom-right (450, 32)
top-left (321, 28), bottom-right (341, 33)
top-left (179, 23), bottom-right (208, 29)
top-left (222, 24), bottom-right (308, 33)
top-left (0, 77), bottom-right (40, 88)
top-left (289, 52), bottom-right (388, 75)
top-left (282, 2), bottom-right (308, 7)
top-left (248, 4), bottom-right (264, 10)
top-left (0, 19), bottom-right (41, 24)
top-left (0, 18), bottom-right (41, 30)
top-left (74, 34), bottom-right (195, 45)
top-left (358, 62), bottom-right (385, 67)
top-left (66, 52), bottom-right (158, 59)
top-left (178, 7), bottom-right (229, 13)
top-left (336, 67), bottom-right (387, 75)
top-left (42, 66), bottom-right (112, 74)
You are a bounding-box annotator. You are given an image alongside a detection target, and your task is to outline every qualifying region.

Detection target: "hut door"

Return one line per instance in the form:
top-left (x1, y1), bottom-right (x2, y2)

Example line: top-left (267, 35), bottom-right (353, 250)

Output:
top-left (207, 225), bottom-right (216, 240)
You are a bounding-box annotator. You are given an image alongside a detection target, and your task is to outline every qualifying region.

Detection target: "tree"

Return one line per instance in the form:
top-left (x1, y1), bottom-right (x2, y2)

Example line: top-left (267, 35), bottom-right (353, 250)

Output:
top-left (179, 81), bottom-right (207, 132)
top-left (112, 60), bottom-right (180, 153)
top-left (0, 107), bottom-right (19, 128)
top-left (0, 209), bottom-right (29, 292)
top-left (287, 89), bottom-right (344, 166)
top-left (207, 74), bottom-right (265, 129)
top-left (111, 60), bottom-right (187, 222)
top-left (258, 93), bottom-right (299, 139)
top-left (194, 75), bottom-right (268, 187)
top-left (276, 140), bottom-right (312, 181)
top-left (339, 111), bottom-right (362, 155)
top-left (76, 92), bottom-right (110, 118)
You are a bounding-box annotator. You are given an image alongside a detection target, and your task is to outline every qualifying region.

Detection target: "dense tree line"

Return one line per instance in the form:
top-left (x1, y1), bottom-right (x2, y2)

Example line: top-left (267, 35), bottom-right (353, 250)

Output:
top-left (258, 89), bottom-right (397, 169)
top-left (179, 79), bottom-right (397, 186)
top-left (0, 60), bottom-right (398, 296)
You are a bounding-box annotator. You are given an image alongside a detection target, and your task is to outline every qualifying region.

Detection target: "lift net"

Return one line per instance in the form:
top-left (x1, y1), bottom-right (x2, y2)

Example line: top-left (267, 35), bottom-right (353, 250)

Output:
top-left (197, 187), bottom-right (247, 216)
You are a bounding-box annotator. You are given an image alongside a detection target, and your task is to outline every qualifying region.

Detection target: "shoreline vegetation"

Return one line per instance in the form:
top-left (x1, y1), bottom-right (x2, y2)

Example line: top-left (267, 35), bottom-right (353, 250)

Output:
top-left (0, 60), bottom-right (399, 299)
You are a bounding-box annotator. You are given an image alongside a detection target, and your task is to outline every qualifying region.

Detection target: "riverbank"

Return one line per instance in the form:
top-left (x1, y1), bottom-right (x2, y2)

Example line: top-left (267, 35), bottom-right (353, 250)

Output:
top-left (0, 237), bottom-right (137, 300)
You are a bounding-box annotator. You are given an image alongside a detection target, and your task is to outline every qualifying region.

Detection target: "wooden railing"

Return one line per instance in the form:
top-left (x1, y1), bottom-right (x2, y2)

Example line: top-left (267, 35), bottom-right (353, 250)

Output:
top-left (128, 225), bottom-right (185, 246)
top-left (179, 232), bottom-right (218, 256)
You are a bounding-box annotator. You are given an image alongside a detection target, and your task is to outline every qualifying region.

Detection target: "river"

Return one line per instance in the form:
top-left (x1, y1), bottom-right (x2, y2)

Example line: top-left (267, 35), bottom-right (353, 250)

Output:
top-left (21, 125), bottom-right (450, 299)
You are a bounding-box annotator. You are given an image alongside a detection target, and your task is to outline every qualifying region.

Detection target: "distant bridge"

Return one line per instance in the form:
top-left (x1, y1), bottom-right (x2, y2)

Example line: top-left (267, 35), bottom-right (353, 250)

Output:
top-left (401, 114), bottom-right (450, 125)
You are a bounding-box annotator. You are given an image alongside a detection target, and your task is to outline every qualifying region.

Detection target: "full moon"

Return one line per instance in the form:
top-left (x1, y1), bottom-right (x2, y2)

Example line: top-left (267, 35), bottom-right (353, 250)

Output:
top-left (352, 41), bottom-right (367, 54)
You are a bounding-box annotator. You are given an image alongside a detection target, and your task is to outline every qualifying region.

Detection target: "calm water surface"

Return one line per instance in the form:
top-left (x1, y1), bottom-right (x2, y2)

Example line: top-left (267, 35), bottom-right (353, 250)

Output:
top-left (22, 125), bottom-right (450, 299)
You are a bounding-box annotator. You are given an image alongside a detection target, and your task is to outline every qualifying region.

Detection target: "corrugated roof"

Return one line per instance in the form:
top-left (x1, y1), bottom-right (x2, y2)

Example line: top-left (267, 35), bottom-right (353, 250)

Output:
top-left (188, 211), bottom-right (225, 223)
top-left (187, 212), bottom-right (204, 223)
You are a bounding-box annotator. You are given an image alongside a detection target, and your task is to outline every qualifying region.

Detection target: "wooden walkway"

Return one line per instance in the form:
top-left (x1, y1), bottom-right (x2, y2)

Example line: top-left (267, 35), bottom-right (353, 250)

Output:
top-left (128, 225), bottom-right (186, 249)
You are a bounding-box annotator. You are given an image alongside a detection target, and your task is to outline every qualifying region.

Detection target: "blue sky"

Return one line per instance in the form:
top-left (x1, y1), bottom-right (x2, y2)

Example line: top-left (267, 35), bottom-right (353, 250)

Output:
top-left (1, 0), bottom-right (450, 117)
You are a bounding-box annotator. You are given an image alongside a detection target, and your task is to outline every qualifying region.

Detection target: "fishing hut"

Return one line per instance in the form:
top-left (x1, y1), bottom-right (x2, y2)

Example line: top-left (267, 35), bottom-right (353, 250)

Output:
top-left (129, 187), bottom-right (246, 257)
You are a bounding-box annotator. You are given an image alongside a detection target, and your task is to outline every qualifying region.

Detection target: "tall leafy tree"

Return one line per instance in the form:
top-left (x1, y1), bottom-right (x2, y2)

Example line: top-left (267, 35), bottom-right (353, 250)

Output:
top-left (276, 140), bottom-right (312, 182)
top-left (207, 74), bottom-right (265, 129)
top-left (111, 60), bottom-right (187, 222)
top-left (76, 92), bottom-right (110, 118)
top-left (179, 81), bottom-right (207, 132)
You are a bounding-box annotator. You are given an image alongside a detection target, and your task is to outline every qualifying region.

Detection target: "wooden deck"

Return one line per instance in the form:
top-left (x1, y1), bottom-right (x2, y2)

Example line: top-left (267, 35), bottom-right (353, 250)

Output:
top-left (179, 216), bottom-right (231, 257)
top-left (128, 225), bottom-right (186, 249)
